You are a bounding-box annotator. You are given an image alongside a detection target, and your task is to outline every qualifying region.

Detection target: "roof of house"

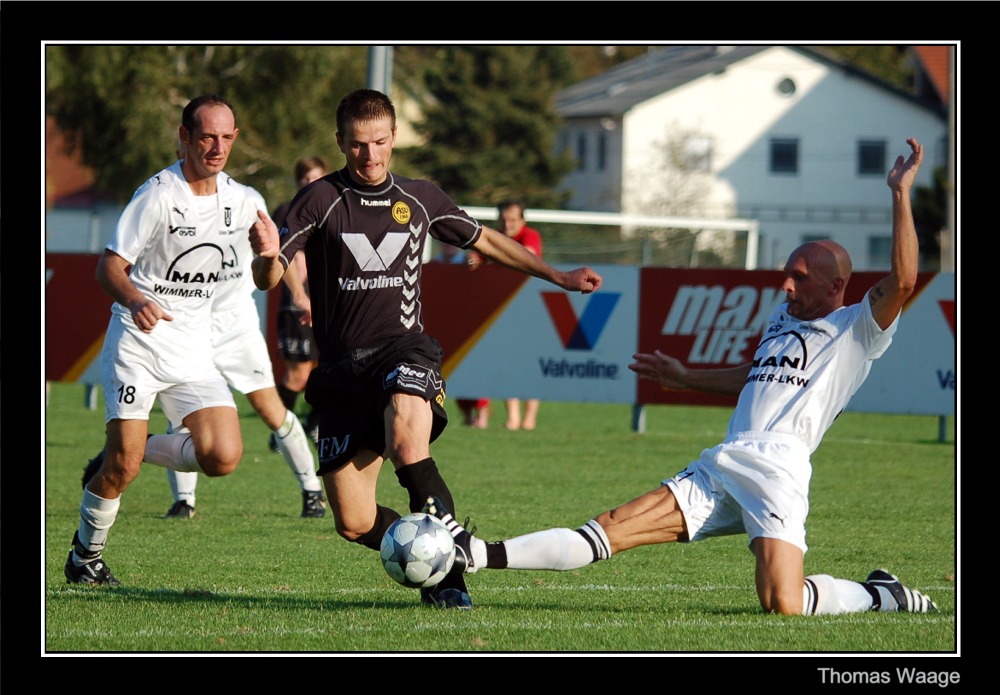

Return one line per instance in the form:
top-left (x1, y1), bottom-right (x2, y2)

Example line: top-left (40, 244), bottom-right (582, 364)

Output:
top-left (556, 45), bottom-right (943, 119)
top-left (913, 45), bottom-right (952, 105)
top-left (46, 115), bottom-right (101, 207)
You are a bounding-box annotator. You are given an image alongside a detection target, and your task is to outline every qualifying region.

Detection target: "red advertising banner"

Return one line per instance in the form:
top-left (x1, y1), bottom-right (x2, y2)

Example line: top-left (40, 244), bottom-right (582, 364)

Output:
top-left (636, 268), bottom-right (938, 407)
top-left (45, 253), bottom-right (110, 382)
top-left (44, 254), bottom-right (952, 419)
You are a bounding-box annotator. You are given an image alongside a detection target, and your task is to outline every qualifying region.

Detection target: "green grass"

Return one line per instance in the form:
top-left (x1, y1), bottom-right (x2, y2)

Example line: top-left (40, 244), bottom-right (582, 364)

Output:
top-left (44, 381), bottom-right (957, 656)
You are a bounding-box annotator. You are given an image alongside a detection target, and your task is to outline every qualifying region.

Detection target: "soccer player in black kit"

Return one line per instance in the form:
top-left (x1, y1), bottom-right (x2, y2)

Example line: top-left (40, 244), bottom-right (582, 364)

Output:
top-left (250, 89), bottom-right (603, 608)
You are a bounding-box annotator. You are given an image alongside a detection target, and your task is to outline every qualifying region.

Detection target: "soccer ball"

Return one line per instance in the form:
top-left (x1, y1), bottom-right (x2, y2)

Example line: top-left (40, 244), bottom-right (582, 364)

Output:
top-left (380, 512), bottom-right (456, 589)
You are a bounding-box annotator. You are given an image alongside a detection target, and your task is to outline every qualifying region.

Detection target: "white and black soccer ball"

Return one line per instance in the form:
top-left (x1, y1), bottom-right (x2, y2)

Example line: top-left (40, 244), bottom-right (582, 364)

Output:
top-left (380, 512), bottom-right (456, 589)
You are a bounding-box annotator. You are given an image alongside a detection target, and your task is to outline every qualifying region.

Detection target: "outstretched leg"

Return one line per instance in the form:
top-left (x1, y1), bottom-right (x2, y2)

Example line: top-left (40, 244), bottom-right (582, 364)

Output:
top-left (427, 484), bottom-right (687, 573)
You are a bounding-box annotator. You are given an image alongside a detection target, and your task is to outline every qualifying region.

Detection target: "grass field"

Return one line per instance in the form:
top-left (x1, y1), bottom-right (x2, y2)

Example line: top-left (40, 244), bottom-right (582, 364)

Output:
top-left (43, 380), bottom-right (958, 659)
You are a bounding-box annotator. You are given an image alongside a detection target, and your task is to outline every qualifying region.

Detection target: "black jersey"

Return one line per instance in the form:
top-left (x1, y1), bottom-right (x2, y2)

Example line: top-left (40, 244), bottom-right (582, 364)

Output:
top-left (277, 168), bottom-right (483, 356)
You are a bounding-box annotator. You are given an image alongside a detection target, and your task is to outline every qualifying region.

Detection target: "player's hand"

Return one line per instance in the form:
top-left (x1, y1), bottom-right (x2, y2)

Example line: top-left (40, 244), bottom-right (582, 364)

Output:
top-left (250, 209), bottom-right (280, 259)
top-left (562, 267), bottom-right (603, 294)
top-left (291, 291), bottom-right (313, 327)
top-left (467, 251), bottom-right (484, 270)
top-left (887, 137), bottom-right (923, 193)
top-left (128, 296), bottom-right (173, 333)
top-left (628, 350), bottom-right (687, 389)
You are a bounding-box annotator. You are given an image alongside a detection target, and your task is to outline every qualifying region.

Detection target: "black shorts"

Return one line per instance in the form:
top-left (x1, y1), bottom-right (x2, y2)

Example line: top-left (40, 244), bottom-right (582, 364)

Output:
top-left (276, 308), bottom-right (316, 362)
top-left (306, 333), bottom-right (449, 475)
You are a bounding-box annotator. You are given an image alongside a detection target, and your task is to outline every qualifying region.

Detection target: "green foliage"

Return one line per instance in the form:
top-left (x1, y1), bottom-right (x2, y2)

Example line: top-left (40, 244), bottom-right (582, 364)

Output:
top-left (45, 45), bottom-right (368, 206)
top-left (564, 45), bottom-right (657, 82)
top-left (46, 44), bottom-right (926, 217)
top-left (913, 165), bottom-right (948, 265)
top-left (819, 45), bottom-right (914, 91)
top-left (400, 46), bottom-right (576, 208)
top-left (45, 382), bottom-right (956, 655)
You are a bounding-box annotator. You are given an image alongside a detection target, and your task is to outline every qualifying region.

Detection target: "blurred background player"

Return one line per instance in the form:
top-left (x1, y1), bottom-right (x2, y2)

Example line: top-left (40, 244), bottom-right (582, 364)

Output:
top-left (268, 156), bottom-right (328, 451)
top-left (156, 146), bottom-right (326, 519)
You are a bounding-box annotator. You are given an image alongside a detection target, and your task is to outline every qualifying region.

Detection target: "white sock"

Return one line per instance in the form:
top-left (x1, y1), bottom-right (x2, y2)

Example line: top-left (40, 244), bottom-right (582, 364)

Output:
top-left (467, 537), bottom-right (487, 572)
top-left (166, 470), bottom-right (198, 506)
top-left (163, 423), bottom-right (197, 504)
top-left (274, 410), bottom-right (322, 492)
top-left (144, 433), bottom-right (202, 472)
top-left (803, 574), bottom-right (874, 615)
top-left (75, 488), bottom-right (121, 560)
top-left (504, 520), bottom-right (610, 571)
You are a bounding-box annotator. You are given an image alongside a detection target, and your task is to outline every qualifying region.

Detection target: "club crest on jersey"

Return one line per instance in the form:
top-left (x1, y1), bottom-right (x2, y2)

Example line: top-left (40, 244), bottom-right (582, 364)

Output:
top-left (224, 207), bottom-right (232, 227)
top-left (392, 201), bottom-right (411, 225)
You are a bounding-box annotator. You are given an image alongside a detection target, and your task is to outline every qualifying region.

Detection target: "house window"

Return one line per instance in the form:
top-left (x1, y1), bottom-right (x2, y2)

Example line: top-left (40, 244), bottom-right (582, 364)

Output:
top-left (576, 132), bottom-right (588, 171)
top-left (858, 140), bottom-right (887, 176)
top-left (683, 135), bottom-right (712, 172)
top-left (868, 236), bottom-right (892, 269)
top-left (597, 130), bottom-right (607, 171)
top-left (770, 138), bottom-right (798, 174)
top-left (776, 77), bottom-right (797, 97)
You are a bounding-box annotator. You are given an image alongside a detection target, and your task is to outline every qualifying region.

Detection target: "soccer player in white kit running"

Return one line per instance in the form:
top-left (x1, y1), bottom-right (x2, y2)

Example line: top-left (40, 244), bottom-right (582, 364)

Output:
top-left (159, 152), bottom-right (326, 521)
top-left (66, 95), bottom-right (274, 585)
top-left (425, 138), bottom-right (939, 615)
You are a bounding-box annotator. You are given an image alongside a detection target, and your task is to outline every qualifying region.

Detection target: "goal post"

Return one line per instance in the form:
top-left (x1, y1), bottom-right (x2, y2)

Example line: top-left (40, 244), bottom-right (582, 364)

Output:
top-left (449, 207), bottom-right (761, 269)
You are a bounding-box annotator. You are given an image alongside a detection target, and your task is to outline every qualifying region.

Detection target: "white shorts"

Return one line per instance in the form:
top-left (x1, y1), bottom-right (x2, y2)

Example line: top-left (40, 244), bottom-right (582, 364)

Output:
top-left (100, 315), bottom-right (236, 425)
top-left (212, 325), bottom-right (276, 395)
top-left (663, 431), bottom-right (812, 553)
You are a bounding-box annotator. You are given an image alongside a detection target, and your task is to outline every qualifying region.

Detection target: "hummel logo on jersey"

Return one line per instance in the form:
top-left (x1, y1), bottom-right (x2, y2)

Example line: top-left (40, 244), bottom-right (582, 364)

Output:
top-left (360, 198), bottom-right (391, 207)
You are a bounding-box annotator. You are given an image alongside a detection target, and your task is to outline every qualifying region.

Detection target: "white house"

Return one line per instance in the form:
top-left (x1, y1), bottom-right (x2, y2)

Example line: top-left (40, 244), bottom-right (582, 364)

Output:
top-left (555, 45), bottom-right (950, 270)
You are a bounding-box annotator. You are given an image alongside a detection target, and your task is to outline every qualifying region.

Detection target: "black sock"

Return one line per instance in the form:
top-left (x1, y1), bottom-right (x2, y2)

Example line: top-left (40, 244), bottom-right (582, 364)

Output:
top-left (862, 580), bottom-right (883, 611)
top-left (304, 408), bottom-right (319, 431)
top-left (276, 383), bottom-right (299, 413)
top-left (394, 457), bottom-right (455, 515)
top-left (485, 541), bottom-right (508, 569)
top-left (352, 505), bottom-right (402, 551)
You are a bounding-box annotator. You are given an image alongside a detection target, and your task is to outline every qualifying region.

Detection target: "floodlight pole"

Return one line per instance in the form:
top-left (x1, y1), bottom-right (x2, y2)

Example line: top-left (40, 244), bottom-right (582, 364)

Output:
top-left (367, 46), bottom-right (394, 96)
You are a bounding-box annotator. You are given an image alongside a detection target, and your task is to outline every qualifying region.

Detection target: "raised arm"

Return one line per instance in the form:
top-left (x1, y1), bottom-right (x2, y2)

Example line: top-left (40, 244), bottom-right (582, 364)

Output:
top-left (249, 208), bottom-right (286, 291)
top-left (868, 138), bottom-right (923, 330)
top-left (472, 226), bottom-right (602, 293)
top-left (629, 350), bottom-right (750, 396)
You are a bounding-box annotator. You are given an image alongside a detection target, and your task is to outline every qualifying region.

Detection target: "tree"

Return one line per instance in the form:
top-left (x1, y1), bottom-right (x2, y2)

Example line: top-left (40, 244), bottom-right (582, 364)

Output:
top-left (45, 45), bottom-right (368, 206)
top-left (397, 46), bottom-right (577, 208)
top-left (815, 45), bottom-right (914, 91)
top-left (913, 165), bottom-right (947, 269)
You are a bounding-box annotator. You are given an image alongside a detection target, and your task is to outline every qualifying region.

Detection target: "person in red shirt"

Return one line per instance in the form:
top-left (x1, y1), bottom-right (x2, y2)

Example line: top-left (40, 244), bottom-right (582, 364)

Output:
top-left (497, 199), bottom-right (542, 430)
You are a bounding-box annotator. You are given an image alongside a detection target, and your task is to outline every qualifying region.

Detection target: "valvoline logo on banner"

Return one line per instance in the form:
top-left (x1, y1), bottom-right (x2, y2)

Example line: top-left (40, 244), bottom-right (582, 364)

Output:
top-left (421, 264), bottom-right (638, 404)
top-left (542, 292), bottom-right (620, 350)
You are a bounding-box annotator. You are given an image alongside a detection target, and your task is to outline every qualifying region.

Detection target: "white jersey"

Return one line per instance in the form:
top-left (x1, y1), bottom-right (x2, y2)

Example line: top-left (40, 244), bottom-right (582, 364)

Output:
top-left (105, 161), bottom-right (265, 375)
top-left (727, 298), bottom-right (898, 453)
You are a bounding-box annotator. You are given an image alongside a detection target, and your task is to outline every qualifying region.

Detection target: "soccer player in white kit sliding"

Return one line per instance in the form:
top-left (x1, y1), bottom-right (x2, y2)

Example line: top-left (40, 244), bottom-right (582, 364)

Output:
top-left (66, 95), bottom-right (289, 585)
top-left (425, 138), bottom-right (938, 616)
